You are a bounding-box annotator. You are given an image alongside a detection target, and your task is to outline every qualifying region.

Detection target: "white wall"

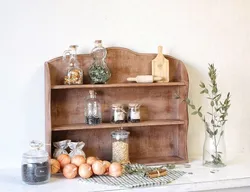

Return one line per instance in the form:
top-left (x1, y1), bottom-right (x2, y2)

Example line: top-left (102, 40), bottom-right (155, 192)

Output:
top-left (1, 0), bottom-right (249, 168)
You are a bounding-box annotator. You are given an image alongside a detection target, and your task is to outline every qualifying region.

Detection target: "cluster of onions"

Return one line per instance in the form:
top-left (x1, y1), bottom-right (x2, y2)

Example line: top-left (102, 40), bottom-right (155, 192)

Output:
top-left (50, 154), bottom-right (123, 179)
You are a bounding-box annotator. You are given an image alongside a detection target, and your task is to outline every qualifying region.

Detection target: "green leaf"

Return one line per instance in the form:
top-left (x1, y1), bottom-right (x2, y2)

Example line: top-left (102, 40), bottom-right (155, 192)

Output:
top-left (210, 101), bottom-right (214, 107)
top-left (192, 111), bottom-right (198, 115)
top-left (185, 98), bottom-right (190, 104)
top-left (214, 129), bottom-right (218, 135)
top-left (198, 106), bottom-right (202, 112)
top-left (200, 90), bottom-right (206, 94)
top-left (198, 112), bottom-right (202, 117)
top-left (199, 82), bottom-right (205, 88)
top-left (205, 89), bottom-right (209, 94)
top-left (220, 130), bottom-right (224, 136)
top-left (191, 105), bottom-right (195, 109)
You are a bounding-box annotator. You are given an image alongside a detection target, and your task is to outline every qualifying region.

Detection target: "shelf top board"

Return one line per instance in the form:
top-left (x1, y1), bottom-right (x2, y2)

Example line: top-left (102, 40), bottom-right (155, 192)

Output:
top-left (52, 120), bottom-right (184, 131)
top-left (51, 82), bottom-right (186, 89)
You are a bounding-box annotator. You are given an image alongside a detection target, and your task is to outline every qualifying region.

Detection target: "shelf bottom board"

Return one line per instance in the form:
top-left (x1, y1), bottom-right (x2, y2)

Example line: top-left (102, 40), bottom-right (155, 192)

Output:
top-left (130, 156), bottom-right (187, 166)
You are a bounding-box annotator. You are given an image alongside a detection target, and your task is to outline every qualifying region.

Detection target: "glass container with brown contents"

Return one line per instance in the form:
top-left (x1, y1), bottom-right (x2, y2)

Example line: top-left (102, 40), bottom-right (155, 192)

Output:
top-left (63, 45), bottom-right (83, 85)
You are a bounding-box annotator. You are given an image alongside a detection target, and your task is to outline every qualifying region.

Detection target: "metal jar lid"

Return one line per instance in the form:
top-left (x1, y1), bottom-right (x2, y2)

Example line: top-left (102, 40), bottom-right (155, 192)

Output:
top-left (112, 103), bottom-right (124, 108)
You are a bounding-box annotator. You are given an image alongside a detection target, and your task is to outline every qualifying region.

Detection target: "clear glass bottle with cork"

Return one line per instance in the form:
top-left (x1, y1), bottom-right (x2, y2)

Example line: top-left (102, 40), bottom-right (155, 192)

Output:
top-left (84, 90), bottom-right (102, 125)
top-left (89, 40), bottom-right (111, 84)
top-left (111, 128), bottom-right (130, 164)
top-left (63, 45), bottom-right (83, 85)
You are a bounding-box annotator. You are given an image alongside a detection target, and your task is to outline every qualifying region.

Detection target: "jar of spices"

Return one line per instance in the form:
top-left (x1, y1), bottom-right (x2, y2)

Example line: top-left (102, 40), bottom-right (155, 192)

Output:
top-left (127, 103), bottom-right (141, 123)
top-left (111, 104), bottom-right (126, 123)
top-left (111, 129), bottom-right (130, 164)
top-left (22, 140), bottom-right (50, 185)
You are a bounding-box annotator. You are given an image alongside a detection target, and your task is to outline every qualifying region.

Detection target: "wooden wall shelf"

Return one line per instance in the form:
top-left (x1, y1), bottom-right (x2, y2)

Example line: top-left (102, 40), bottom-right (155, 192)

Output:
top-left (51, 82), bottom-right (186, 89)
top-left (52, 120), bottom-right (185, 131)
top-left (45, 47), bottom-right (189, 165)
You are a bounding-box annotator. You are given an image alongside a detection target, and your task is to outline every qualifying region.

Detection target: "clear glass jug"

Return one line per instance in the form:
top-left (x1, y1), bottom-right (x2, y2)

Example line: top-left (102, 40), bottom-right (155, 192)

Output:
top-left (63, 45), bottom-right (83, 85)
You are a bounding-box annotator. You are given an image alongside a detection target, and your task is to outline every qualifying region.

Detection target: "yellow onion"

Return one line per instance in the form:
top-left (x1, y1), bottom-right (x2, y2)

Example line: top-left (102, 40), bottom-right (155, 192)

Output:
top-left (50, 159), bottom-right (60, 174)
top-left (109, 162), bottom-right (123, 177)
top-left (92, 160), bottom-right (106, 175)
top-left (86, 156), bottom-right (98, 165)
top-left (79, 163), bottom-right (93, 179)
top-left (103, 160), bottom-right (111, 174)
top-left (71, 155), bottom-right (86, 167)
top-left (57, 154), bottom-right (71, 168)
top-left (63, 164), bottom-right (78, 179)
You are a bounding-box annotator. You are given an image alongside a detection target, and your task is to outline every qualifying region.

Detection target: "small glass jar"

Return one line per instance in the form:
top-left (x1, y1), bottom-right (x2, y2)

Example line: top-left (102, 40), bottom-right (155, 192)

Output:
top-left (111, 104), bottom-right (126, 123)
top-left (22, 140), bottom-right (50, 185)
top-left (127, 103), bottom-right (141, 123)
top-left (111, 129), bottom-right (130, 164)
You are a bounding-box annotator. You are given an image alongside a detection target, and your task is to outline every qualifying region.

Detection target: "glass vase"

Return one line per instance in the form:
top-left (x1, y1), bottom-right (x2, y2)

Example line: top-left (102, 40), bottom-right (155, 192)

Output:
top-left (203, 124), bottom-right (226, 168)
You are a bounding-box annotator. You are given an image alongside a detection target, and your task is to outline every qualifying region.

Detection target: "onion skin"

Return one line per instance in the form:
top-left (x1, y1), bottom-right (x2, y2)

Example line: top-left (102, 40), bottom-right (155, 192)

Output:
top-left (79, 163), bottom-right (93, 179)
top-left (57, 154), bottom-right (71, 168)
top-left (109, 162), bottom-right (123, 177)
top-left (50, 159), bottom-right (60, 174)
top-left (71, 155), bottom-right (86, 167)
top-left (92, 160), bottom-right (106, 175)
top-left (63, 164), bottom-right (78, 179)
top-left (86, 156), bottom-right (98, 165)
top-left (103, 160), bottom-right (111, 174)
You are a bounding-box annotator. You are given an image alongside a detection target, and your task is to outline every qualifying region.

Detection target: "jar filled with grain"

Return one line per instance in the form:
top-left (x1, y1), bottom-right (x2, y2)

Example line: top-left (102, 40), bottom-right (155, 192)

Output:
top-left (111, 129), bottom-right (130, 164)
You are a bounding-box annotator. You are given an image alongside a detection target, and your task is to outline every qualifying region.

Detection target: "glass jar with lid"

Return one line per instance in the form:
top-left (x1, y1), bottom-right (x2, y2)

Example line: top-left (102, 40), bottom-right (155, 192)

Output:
top-left (84, 90), bottom-right (102, 125)
top-left (111, 128), bottom-right (130, 164)
top-left (111, 104), bottom-right (126, 123)
top-left (22, 140), bottom-right (50, 185)
top-left (127, 103), bottom-right (141, 123)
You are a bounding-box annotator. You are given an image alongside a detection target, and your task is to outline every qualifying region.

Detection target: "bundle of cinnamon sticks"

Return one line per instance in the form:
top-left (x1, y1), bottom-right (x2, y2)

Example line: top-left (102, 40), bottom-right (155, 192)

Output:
top-left (146, 169), bottom-right (167, 178)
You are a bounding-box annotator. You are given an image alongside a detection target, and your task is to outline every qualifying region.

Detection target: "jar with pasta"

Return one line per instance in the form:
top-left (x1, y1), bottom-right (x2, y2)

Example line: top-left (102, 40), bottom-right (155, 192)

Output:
top-left (111, 104), bottom-right (126, 123)
top-left (111, 129), bottom-right (130, 164)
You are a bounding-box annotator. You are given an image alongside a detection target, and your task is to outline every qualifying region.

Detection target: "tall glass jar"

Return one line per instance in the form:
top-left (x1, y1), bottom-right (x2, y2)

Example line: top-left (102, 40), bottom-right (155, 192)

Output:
top-left (84, 90), bottom-right (102, 125)
top-left (111, 129), bottom-right (130, 164)
top-left (203, 125), bottom-right (226, 168)
top-left (89, 40), bottom-right (111, 84)
top-left (22, 140), bottom-right (50, 185)
top-left (63, 45), bottom-right (83, 85)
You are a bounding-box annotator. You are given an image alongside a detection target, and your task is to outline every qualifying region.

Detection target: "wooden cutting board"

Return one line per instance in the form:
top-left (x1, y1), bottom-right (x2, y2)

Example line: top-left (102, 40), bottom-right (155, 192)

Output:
top-left (151, 46), bottom-right (170, 82)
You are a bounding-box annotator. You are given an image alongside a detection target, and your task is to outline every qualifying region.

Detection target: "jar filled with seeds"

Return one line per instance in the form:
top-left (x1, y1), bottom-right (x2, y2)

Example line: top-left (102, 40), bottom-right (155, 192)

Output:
top-left (22, 140), bottom-right (50, 185)
top-left (127, 103), bottom-right (141, 123)
top-left (111, 129), bottom-right (130, 164)
top-left (111, 104), bottom-right (126, 123)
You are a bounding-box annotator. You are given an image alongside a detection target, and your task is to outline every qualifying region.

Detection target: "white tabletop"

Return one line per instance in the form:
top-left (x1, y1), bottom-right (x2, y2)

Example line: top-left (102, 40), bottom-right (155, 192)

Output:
top-left (1, 155), bottom-right (250, 192)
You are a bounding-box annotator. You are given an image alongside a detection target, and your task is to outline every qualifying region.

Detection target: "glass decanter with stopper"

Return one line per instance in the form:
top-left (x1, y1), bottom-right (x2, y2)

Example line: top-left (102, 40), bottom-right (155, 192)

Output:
top-left (84, 90), bottom-right (102, 125)
top-left (63, 45), bottom-right (83, 85)
top-left (89, 40), bottom-right (111, 84)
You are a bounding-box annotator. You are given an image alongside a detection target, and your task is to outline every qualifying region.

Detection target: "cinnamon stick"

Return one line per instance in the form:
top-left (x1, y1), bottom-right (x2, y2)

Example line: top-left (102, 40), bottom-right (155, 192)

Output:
top-left (146, 169), bottom-right (167, 178)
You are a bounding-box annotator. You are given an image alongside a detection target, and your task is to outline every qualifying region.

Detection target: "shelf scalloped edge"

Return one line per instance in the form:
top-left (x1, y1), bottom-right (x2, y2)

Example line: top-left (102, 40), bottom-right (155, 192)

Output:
top-left (51, 82), bottom-right (186, 89)
top-left (52, 120), bottom-right (185, 131)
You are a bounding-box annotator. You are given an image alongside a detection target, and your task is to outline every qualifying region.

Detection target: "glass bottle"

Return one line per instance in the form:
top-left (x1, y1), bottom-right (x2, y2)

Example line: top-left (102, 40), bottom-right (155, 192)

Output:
top-left (84, 90), bottom-right (102, 125)
top-left (89, 40), bottom-right (111, 84)
top-left (111, 128), bottom-right (130, 164)
top-left (22, 140), bottom-right (50, 185)
top-left (63, 45), bottom-right (83, 85)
